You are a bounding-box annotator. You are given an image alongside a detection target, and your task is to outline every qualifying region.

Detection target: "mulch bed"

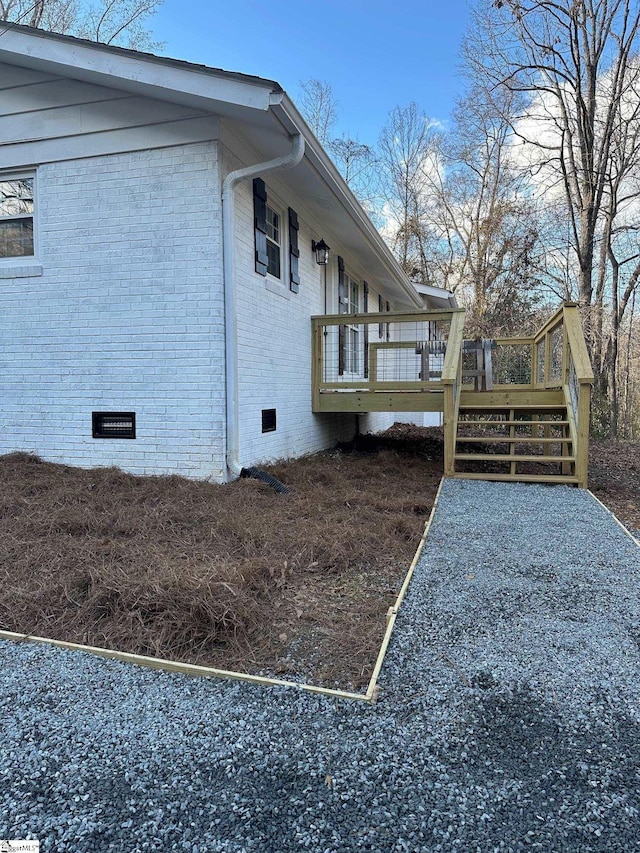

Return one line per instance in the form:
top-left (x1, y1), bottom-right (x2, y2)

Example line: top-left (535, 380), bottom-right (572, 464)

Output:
top-left (588, 438), bottom-right (640, 534)
top-left (0, 425), bottom-right (443, 691)
top-left (0, 426), bottom-right (636, 692)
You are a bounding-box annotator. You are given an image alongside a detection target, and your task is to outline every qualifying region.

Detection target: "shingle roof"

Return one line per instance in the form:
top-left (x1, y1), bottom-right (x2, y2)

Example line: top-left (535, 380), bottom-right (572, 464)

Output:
top-left (0, 19), bottom-right (282, 93)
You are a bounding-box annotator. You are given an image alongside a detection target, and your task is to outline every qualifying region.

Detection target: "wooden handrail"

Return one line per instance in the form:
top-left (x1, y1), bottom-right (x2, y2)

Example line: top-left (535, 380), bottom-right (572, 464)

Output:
top-left (563, 305), bottom-right (594, 384)
top-left (442, 311), bottom-right (465, 386)
top-left (533, 304), bottom-right (567, 344)
top-left (559, 303), bottom-right (592, 488)
top-left (311, 309), bottom-right (464, 404)
top-left (311, 308), bottom-right (463, 327)
top-left (493, 336), bottom-right (535, 346)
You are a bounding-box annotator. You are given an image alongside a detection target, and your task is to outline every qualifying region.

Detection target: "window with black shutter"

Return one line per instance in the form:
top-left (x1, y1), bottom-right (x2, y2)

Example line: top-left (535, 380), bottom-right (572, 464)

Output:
top-left (337, 258), bottom-right (362, 376)
top-left (386, 300), bottom-right (391, 342)
top-left (288, 207), bottom-right (300, 293)
top-left (378, 294), bottom-right (384, 338)
top-left (265, 205), bottom-right (282, 278)
top-left (253, 178), bottom-right (268, 276)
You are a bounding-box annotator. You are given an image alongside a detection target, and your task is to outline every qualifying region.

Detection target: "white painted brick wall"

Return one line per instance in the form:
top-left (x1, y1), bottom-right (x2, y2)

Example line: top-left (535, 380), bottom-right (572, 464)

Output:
top-left (232, 174), bottom-right (355, 466)
top-left (0, 142), bottom-right (226, 479)
top-left (229, 160), bottom-right (413, 466)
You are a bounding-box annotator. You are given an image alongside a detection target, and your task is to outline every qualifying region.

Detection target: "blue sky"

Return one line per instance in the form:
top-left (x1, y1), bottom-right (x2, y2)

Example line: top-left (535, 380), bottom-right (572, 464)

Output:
top-left (152, 0), bottom-right (473, 145)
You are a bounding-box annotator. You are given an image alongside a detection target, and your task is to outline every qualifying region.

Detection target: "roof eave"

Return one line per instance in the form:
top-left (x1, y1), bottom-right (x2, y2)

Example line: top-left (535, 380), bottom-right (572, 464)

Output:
top-left (0, 23), bottom-right (422, 309)
top-left (0, 22), bottom-right (278, 112)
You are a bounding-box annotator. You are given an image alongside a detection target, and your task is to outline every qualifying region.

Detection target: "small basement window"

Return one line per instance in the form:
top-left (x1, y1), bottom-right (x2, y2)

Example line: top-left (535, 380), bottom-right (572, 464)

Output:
top-left (92, 412), bottom-right (136, 439)
top-left (262, 408), bottom-right (276, 433)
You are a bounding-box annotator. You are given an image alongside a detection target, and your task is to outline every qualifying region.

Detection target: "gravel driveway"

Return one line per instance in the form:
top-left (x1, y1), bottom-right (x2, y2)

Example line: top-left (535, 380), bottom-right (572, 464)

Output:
top-left (1, 479), bottom-right (639, 852)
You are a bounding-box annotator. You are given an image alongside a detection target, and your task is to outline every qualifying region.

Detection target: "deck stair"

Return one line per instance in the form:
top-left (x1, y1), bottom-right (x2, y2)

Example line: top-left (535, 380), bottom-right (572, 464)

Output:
top-left (312, 301), bottom-right (594, 487)
top-left (452, 391), bottom-right (579, 485)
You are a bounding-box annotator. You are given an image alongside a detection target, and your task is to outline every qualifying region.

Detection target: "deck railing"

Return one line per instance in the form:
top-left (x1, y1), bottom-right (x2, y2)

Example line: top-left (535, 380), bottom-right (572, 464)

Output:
top-left (560, 305), bottom-right (594, 486)
top-left (311, 309), bottom-right (465, 412)
top-left (479, 303), bottom-right (594, 485)
top-left (442, 312), bottom-right (465, 476)
top-left (312, 301), bottom-right (593, 486)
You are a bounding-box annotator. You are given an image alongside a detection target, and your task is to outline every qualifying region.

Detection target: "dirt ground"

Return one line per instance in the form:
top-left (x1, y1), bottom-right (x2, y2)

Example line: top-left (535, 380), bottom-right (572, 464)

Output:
top-left (0, 426), bottom-right (636, 691)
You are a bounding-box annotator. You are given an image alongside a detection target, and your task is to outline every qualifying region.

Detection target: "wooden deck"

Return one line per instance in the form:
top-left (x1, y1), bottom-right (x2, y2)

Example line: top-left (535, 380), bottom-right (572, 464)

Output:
top-left (312, 303), bottom-right (594, 487)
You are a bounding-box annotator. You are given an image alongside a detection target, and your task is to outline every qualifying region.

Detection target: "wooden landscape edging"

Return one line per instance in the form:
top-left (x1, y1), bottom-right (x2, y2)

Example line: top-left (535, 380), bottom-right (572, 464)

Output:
top-left (6, 483), bottom-right (630, 704)
top-left (0, 629), bottom-right (368, 703)
top-left (587, 490), bottom-right (640, 549)
top-left (364, 478), bottom-right (445, 703)
top-left (0, 481), bottom-right (446, 705)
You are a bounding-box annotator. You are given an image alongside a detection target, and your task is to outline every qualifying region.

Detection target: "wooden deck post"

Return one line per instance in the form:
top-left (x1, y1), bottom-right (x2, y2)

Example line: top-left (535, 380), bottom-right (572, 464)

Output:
top-left (575, 384), bottom-right (591, 488)
top-left (442, 312), bottom-right (465, 476)
top-left (563, 305), bottom-right (594, 489)
top-left (311, 319), bottom-right (322, 412)
top-left (444, 383), bottom-right (455, 476)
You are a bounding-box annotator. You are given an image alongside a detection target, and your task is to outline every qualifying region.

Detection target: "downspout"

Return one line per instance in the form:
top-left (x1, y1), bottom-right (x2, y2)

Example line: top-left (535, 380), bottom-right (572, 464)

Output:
top-left (221, 132), bottom-right (305, 478)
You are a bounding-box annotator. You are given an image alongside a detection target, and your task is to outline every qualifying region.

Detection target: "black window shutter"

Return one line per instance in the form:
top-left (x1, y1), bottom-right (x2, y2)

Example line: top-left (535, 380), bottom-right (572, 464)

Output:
top-left (363, 281), bottom-right (369, 379)
top-left (253, 178), bottom-right (268, 276)
top-left (338, 255), bottom-right (346, 376)
top-left (288, 207), bottom-right (300, 293)
top-left (386, 300), bottom-right (391, 341)
top-left (338, 255), bottom-right (347, 307)
top-left (378, 294), bottom-right (384, 337)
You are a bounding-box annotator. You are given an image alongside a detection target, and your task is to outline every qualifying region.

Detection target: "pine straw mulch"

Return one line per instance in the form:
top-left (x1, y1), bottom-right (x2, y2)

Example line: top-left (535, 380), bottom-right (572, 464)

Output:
top-left (0, 425), bottom-right (443, 692)
top-left (588, 438), bottom-right (640, 534)
top-left (0, 426), bottom-right (637, 693)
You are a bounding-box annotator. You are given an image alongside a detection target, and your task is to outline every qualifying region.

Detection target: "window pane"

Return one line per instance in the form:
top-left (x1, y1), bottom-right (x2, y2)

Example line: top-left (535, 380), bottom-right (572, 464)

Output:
top-left (266, 238), bottom-right (281, 278)
top-left (0, 178), bottom-right (34, 217)
top-left (266, 206), bottom-right (280, 243)
top-left (0, 219), bottom-right (33, 257)
top-left (348, 277), bottom-right (359, 313)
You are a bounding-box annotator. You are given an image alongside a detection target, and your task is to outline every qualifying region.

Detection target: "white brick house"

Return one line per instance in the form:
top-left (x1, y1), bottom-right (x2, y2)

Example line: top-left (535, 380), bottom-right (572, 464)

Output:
top-left (0, 24), bottom-right (454, 481)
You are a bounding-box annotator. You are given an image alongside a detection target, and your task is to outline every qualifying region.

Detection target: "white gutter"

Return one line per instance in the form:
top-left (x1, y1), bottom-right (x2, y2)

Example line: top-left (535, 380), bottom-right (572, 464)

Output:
top-left (221, 133), bottom-right (305, 478)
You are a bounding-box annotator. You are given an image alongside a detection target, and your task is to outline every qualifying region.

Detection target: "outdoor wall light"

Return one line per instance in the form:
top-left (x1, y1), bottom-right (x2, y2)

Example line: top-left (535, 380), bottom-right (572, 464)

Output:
top-left (312, 238), bottom-right (330, 266)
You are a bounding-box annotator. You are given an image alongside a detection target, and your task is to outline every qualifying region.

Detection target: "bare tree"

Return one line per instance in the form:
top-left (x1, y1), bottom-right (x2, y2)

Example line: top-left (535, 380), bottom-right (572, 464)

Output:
top-left (465, 0), bottom-right (640, 326)
top-left (0, 0), bottom-right (162, 48)
top-left (297, 79), bottom-right (378, 208)
top-left (297, 79), bottom-right (338, 146)
top-left (327, 134), bottom-right (378, 209)
top-left (378, 102), bottom-right (440, 278)
top-left (620, 288), bottom-right (639, 438)
top-left (587, 57), bottom-right (640, 433)
top-left (1, 0), bottom-right (63, 28)
top-left (425, 85), bottom-right (545, 334)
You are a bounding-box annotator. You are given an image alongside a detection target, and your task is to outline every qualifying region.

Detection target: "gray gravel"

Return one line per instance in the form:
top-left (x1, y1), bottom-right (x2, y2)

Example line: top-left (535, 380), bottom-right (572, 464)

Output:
top-left (2, 479), bottom-right (640, 852)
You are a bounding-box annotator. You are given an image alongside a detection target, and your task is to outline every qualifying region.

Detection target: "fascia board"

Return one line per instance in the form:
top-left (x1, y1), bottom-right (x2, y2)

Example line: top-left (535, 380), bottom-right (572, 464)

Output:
top-left (414, 283), bottom-right (457, 302)
top-left (0, 25), bottom-right (275, 112)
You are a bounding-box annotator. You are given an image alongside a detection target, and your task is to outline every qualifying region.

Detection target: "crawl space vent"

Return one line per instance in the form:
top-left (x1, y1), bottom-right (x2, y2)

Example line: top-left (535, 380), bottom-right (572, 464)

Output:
top-left (92, 412), bottom-right (136, 439)
top-left (261, 408), bottom-right (276, 433)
